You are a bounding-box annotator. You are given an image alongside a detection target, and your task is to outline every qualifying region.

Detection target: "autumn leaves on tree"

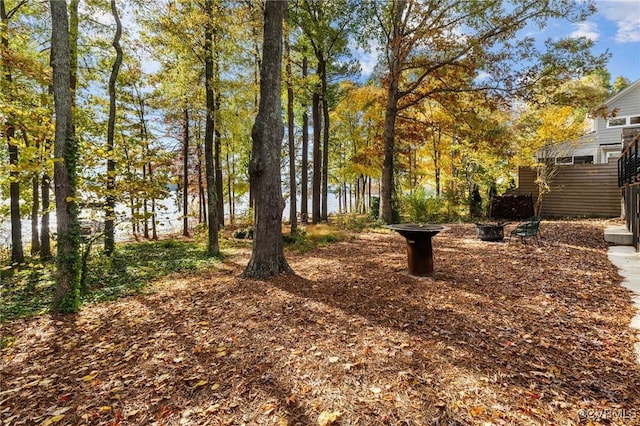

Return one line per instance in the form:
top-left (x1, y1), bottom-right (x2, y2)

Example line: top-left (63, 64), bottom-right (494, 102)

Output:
top-left (0, 0), bottom-right (620, 301)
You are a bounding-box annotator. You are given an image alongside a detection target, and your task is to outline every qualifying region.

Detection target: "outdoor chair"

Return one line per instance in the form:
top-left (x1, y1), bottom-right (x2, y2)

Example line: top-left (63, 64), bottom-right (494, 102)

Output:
top-left (508, 216), bottom-right (541, 244)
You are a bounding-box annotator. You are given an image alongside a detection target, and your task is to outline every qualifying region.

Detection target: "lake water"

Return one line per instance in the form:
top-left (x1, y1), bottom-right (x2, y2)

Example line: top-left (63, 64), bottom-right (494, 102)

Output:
top-left (0, 192), bottom-right (345, 251)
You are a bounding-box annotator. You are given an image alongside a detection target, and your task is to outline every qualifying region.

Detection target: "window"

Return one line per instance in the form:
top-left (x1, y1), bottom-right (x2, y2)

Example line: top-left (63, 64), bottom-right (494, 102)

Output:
top-left (573, 155), bottom-right (594, 164)
top-left (607, 115), bottom-right (640, 128)
top-left (555, 156), bottom-right (573, 165)
top-left (605, 151), bottom-right (620, 162)
top-left (608, 117), bottom-right (627, 127)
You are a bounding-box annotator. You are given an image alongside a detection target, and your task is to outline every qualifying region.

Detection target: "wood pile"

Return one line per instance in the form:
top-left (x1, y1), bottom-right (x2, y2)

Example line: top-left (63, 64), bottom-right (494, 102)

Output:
top-left (489, 193), bottom-right (534, 219)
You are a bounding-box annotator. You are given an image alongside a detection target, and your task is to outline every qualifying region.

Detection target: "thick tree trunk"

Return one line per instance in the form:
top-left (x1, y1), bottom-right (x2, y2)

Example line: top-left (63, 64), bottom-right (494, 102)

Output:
top-left (300, 57), bottom-right (309, 224)
top-left (379, 0), bottom-right (405, 224)
top-left (104, 0), bottom-right (122, 255)
top-left (204, 0), bottom-right (219, 255)
top-left (380, 88), bottom-right (398, 223)
top-left (50, 0), bottom-right (80, 313)
top-left (242, 0), bottom-right (292, 279)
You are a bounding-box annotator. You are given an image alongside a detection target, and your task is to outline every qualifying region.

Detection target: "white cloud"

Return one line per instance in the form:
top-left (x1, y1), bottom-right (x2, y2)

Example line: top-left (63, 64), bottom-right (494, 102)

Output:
top-left (599, 1), bottom-right (640, 43)
top-left (349, 39), bottom-right (381, 78)
top-left (571, 21), bottom-right (600, 41)
top-left (474, 71), bottom-right (491, 83)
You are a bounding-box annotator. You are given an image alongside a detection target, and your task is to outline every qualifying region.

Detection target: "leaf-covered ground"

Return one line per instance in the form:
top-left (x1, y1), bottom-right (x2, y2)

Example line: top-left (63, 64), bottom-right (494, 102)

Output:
top-left (1, 220), bottom-right (639, 425)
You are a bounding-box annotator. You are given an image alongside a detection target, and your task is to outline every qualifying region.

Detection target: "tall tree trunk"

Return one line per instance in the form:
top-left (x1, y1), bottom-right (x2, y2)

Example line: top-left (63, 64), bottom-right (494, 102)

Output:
top-left (432, 128), bottom-right (442, 197)
top-left (379, 0), bottom-right (405, 224)
top-left (142, 163), bottom-right (149, 238)
top-left (214, 87), bottom-right (224, 226)
top-left (204, 0), bottom-right (219, 255)
top-left (50, 0), bottom-right (80, 313)
top-left (320, 58), bottom-right (329, 221)
top-left (197, 142), bottom-right (205, 223)
top-left (31, 175), bottom-right (41, 255)
top-left (1, 0), bottom-right (24, 264)
top-left (40, 169), bottom-right (51, 259)
top-left (285, 21), bottom-right (297, 234)
top-left (7, 125), bottom-right (23, 263)
top-left (311, 91), bottom-right (321, 223)
top-left (226, 143), bottom-right (233, 225)
top-left (69, 0), bottom-right (78, 99)
top-left (136, 93), bottom-right (154, 239)
top-left (300, 57), bottom-right (309, 224)
top-left (182, 106), bottom-right (190, 237)
top-left (380, 87), bottom-right (398, 223)
top-left (242, 0), bottom-right (292, 279)
top-left (104, 0), bottom-right (122, 255)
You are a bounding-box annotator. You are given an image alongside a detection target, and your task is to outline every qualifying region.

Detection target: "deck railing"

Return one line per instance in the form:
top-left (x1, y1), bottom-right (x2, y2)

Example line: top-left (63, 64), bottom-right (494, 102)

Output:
top-left (618, 133), bottom-right (640, 251)
top-left (618, 135), bottom-right (640, 187)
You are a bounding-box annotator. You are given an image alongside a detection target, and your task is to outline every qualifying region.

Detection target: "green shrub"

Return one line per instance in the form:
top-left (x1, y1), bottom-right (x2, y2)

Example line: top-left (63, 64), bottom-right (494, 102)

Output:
top-left (401, 188), bottom-right (445, 223)
top-left (370, 196), bottom-right (380, 220)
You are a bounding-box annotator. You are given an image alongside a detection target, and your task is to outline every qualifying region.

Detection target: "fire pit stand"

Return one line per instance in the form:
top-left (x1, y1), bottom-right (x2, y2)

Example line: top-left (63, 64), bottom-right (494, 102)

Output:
top-left (475, 222), bottom-right (506, 242)
top-left (385, 224), bottom-right (449, 276)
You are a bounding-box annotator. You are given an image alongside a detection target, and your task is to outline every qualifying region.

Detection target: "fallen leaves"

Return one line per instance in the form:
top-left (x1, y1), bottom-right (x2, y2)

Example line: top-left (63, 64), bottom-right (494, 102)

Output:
top-left (317, 410), bottom-right (341, 426)
top-left (0, 220), bottom-right (638, 425)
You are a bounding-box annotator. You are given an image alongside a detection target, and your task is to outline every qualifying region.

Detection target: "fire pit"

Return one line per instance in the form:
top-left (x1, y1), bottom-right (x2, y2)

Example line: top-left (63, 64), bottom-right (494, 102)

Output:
top-left (475, 222), bottom-right (506, 242)
top-left (385, 224), bottom-right (449, 277)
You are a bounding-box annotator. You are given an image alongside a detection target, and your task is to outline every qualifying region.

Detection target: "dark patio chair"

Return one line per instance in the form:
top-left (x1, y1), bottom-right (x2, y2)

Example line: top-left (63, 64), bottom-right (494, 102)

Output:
top-left (509, 216), bottom-right (541, 244)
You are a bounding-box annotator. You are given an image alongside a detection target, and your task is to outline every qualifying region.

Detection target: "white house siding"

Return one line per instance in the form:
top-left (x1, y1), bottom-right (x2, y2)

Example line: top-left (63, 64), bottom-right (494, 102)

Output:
top-left (538, 80), bottom-right (640, 164)
top-left (594, 80), bottom-right (640, 155)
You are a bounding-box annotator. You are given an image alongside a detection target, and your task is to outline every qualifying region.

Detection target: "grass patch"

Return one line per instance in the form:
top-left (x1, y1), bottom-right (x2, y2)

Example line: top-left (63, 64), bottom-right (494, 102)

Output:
top-left (284, 224), bottom-right (351, 253)
top-left (0, 239), bottom-right (222, 323)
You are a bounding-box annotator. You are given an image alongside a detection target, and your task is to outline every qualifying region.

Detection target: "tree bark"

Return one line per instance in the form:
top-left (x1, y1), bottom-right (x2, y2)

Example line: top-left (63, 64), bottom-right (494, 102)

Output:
top-left (50, 0), bottom-right (80, 313)
top-left (285, 21), bottom-right (297, 234)
top-left (1, 0), bottom-right (24, 264)
top-left (182, 106), bottom-right (190, 237)
top-left (215, 91), bottom-right (225, 227)
top-left (320, 58), bottom-right (329, 221)
top-left (204, 0), bottom-right (219, 255)
top-left (31, 175), bottom-right (40, 255)
top-left (300, 57), bottom-right (309, 224)
top-left (40, 169), bottom-right (51, 259)
top-left (311, 91), bottom-right (321, 223)
top-left (242, 0), bottom-right (292, 279)
top-left (104, 0), bottom-right (122, 255)
top-left (379, 0), bottom-right (405, 224)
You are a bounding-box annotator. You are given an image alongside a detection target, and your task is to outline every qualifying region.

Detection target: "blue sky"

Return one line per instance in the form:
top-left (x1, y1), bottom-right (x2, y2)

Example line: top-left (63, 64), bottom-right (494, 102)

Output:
top-left (570, 0), bottom-right (640, 83)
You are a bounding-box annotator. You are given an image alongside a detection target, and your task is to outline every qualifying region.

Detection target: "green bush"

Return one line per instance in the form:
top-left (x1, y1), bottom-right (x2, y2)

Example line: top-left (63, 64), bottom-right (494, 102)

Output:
top-left (370, 196), bottom-right (380, 220)
top-left (401, 188), bottom-right (445, 223)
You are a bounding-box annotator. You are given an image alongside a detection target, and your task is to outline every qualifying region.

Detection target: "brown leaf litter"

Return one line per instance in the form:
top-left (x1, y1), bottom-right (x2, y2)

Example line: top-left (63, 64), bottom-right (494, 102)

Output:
top-left (1, 219), bottom-right (639, 425)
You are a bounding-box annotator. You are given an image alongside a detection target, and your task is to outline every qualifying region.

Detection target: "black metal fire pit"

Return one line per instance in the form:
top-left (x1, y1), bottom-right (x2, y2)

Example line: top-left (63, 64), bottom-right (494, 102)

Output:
top-left (385, 224), bottom-right (449, 276)
top-left (475, 222), bottom-right (506, 242)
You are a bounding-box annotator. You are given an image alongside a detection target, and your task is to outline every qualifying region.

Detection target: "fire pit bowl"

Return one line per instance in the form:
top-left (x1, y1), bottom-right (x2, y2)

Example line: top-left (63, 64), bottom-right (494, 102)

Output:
top-left (385, 224), bottom-right (449, 277)
top-left (475, 222), bottom-right (506, 242)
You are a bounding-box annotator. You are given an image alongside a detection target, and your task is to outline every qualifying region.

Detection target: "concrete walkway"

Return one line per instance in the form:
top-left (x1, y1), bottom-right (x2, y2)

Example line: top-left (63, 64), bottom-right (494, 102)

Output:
top-left (607, 245), bottom-right (640, 363)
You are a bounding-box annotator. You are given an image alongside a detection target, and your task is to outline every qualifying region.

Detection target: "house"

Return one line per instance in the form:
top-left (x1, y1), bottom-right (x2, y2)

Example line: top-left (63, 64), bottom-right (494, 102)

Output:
top-left (516, 79), bottom-right (640, 218)
top-left (550, 79), bottom-right (640, 165)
